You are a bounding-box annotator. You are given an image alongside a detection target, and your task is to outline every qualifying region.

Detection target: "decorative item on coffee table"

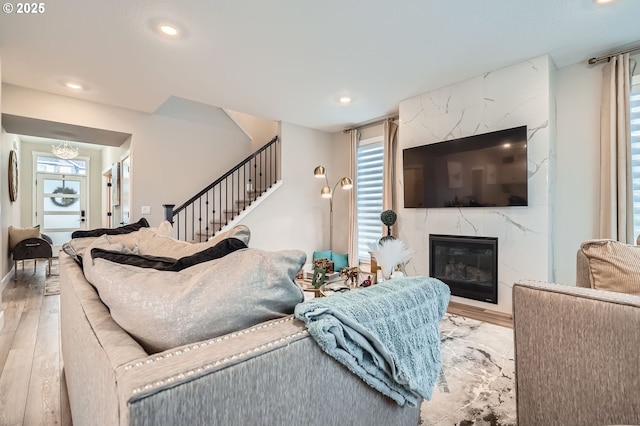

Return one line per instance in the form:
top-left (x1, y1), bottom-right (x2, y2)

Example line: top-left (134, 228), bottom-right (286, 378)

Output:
top-left (312, 267), bottom-right (327, 288)
top-left (361, 275), bottom-right (372, 287)
top-left (369, 239), bottom-right (413, 280)
top-left (313, 257), bottom-right (334, 274)
top-left (340, 266), bottom-right (361, 288)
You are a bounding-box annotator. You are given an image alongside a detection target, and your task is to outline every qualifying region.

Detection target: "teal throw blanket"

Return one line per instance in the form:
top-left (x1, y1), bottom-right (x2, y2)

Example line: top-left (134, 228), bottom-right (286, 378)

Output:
top-left (294, 276), bottom-right (450, 406)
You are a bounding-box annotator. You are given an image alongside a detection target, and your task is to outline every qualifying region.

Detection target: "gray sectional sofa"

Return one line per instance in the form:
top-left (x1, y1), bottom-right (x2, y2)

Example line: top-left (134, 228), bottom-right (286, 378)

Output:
top-left (513, 238), bottom-right (640, 425)
top-left (60, 251), bottom-right (420, 425)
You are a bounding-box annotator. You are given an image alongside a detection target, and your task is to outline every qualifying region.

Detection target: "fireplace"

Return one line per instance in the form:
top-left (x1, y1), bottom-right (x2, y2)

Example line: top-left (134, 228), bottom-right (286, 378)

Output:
top-left (429, 234), bottom-right (498, 304)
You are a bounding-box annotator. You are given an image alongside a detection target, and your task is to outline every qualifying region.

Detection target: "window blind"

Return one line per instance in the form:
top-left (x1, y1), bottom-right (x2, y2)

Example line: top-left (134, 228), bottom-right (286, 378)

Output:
top-left (631, 74), bottom-right (640, 239)
top-left (356, 142), bottom-right (384, 261)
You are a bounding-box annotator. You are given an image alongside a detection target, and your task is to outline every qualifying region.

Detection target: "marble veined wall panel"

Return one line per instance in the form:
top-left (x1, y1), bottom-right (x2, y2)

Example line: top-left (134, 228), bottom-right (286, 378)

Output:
top-left (397, 55), bottom-right (552, 314)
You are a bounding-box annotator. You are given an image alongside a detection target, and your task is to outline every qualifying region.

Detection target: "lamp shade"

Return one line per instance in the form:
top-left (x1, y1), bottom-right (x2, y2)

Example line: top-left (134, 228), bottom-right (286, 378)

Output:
top-left (321, 186), bottom-right (332, 198)
top-left (314, 165), bottom-right (326, 178)
top-left (340, 177), bottom-right (353, 189)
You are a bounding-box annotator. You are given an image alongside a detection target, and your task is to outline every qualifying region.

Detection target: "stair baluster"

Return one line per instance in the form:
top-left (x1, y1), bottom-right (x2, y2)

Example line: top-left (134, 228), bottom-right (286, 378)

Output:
top-left (166, 136), bottom-right (279, 242)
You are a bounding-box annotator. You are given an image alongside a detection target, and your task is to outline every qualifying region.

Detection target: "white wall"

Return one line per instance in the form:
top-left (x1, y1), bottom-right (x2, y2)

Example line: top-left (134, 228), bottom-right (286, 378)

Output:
top-left (328, 130), bottom-right (352, 255)
top-left (553, 53), bottom-right (640, 284)
top-left (0, 56), bottom-right (4, 330)
top-left (0, 83), bottom-right (348, 268)
top-left (554, 61), bottom-right (603, 284)
top-left (101, 138), bottom-right (131, 227)
top-left (225, 110), bottom-right (279, 152)
top-left (238, 123), bottom-right (349, 263)
top-left (0, 129), bottom-right (22, 317)
top-left (398, 55), bottom-right (554, 314)
top-left (2, 84), bottom-right (253, 226)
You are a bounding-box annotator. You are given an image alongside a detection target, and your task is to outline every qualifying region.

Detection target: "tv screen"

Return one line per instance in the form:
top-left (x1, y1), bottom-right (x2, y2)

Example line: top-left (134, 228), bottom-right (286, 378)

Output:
top-left (403, 126), bottom-right (528, 208)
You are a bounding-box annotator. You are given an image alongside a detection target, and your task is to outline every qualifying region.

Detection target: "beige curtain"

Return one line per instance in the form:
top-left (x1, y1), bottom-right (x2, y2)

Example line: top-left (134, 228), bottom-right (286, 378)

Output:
top-left (348, 129), bottom-right (360, 266)
top-left (382, 120), bottom-right (399, 237)
top-left (600, 53), bottom-right (633, 243)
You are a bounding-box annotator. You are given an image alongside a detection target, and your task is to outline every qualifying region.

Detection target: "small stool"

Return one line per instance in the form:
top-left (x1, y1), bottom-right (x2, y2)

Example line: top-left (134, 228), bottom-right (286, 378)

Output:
top-left (12, 236), bottom-right (53, 281)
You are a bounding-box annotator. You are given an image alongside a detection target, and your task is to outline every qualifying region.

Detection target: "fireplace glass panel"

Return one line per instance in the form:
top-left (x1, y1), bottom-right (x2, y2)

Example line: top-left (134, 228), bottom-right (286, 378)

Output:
top-left (429, 234), bottom-right (498, 304)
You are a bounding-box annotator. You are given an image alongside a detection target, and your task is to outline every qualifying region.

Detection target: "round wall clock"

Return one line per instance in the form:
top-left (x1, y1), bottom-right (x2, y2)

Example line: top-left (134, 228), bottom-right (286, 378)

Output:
top-left (8, 150), bottom-right (18, 202)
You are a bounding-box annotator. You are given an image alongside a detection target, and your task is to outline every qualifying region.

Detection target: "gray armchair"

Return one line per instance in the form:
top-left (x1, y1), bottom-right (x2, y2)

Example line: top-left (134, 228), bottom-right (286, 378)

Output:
top-left (13, 234), bottom-right (53, 281)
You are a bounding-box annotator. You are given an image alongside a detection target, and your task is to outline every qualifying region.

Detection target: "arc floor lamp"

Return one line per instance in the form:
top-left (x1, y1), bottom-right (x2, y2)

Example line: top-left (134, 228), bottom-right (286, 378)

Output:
top-left (313, 165), bottom-right (353, 251)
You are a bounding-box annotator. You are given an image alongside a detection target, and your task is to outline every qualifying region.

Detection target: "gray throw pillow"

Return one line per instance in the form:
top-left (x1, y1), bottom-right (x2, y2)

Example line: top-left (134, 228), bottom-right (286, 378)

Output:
top-left (85, 248), bottom-right (306, 354)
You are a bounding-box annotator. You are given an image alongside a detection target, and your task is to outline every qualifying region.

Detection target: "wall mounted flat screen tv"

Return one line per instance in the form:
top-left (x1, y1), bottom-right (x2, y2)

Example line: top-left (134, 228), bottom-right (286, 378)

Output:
top-left (403, 125), bottom-right (528, 208)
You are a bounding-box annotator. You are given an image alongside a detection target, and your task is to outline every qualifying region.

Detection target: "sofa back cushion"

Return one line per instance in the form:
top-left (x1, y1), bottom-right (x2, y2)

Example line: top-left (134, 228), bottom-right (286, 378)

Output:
top-left (84, 245), bottom-right (305, 353)
top-left (136, 225), bottom-right (250, 258)
top-left (580, 239), bottom-right (640, 295)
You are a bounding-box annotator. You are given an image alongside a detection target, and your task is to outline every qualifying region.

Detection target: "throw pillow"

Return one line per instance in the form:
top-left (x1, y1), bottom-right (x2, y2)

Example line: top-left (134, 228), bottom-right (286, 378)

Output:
top-left (135, 224), bottom-right (250, 259)
top-left (91, 237), bottom-right (248, 271)
top-left (8, 226), bottom-right (41, 251)
top-left (90, 249), bottom-right (177, 270)
top-left (63, 232), bottom-right (144, 268)
top-left (148, 220), bottom-right (174, 238)
top-left (332, 252), bottom-right (349, 272)
top-left (208, 224), bottom-right (251, 246)
top-left (81, 235), bottom-right (132, 282)
top-left (313, 250), bottom-right (333, 261)
top-left (581, 239), bottom-right (640, 295)
top-left (85, 248), bottom-right (306, 354)
top-left (71, 218), bottom-right (150, 239)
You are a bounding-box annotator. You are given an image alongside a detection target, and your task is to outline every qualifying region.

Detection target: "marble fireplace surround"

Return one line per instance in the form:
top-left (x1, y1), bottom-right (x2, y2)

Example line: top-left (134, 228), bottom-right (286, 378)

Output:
top-left (397, 55), bottom-right (554, 314)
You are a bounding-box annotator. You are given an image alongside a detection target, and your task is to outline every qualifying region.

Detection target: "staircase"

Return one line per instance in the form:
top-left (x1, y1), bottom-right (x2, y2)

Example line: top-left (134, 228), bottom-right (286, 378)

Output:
top-left (164, 136), bottom-right (279, 242)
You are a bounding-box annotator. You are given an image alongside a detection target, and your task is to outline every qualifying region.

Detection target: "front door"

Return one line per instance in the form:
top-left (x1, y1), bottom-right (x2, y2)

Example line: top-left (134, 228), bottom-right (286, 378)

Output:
top-left (36, 173), bottom-right (87, 247)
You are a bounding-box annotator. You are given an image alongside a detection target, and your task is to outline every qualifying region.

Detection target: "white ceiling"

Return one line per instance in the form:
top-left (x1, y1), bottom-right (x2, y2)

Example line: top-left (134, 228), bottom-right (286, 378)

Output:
top-left (1, 0), bottom-right (639, 133)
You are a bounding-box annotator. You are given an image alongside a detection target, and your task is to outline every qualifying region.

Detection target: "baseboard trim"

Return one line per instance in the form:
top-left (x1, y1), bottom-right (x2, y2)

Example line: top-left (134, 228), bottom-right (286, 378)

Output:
top-left (447, 301), bottom-right (513, 329)
top-left (0, 265), bottom-right (14, 294)
top-left (0, 266), bottom-right (11, 332)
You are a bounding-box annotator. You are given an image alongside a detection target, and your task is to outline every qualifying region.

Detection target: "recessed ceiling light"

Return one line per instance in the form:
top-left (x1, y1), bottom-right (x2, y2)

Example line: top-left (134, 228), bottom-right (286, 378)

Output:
top-left (159, 24), bottom-right (179, 36)
top-left (339, 96), bottom-right (352, 104)
top-left (64, 81), bottom-right (84, 90)
top-left (594, 0), bottom-right (614, 4)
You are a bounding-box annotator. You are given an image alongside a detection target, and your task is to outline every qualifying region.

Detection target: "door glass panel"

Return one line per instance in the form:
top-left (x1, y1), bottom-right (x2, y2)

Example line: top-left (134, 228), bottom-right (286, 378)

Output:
top-left (36, 156), bottom-right (86, 175)
top-left (44, 214), bottom-right (81, 229)
top-left (43, 196), bottom-right (81, 212)
top-left (43, 179), bottom-right (80, 194)
top-left (42, 178), bottom-right (81, 211)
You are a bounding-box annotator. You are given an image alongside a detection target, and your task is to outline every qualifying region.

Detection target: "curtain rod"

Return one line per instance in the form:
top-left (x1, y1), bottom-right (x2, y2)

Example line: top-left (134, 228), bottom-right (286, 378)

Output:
top-left (588, 43), bottom-right (640, 65)
top-left (342, 115), bottom-right (399, 133)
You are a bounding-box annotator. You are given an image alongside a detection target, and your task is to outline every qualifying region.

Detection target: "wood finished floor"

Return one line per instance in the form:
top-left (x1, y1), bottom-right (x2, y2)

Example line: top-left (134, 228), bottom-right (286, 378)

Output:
top-left (0, 260), bottom-right (71, 426)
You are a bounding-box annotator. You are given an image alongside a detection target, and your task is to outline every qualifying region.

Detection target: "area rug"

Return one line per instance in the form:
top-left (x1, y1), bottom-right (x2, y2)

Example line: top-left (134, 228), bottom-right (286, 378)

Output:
top-left (420, 314), bottom-right (516, 426)
top-left (44, 259), bottom-right (60, 296)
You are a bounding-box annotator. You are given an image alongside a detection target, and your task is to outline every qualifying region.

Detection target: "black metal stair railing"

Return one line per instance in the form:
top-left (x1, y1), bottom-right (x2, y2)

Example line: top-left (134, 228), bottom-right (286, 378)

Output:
top-left (163, 136), bottom-right (278, 242)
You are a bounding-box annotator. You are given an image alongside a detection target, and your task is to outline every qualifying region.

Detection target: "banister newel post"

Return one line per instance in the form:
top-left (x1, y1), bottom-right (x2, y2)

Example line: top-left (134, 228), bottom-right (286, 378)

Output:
top-left (162, 204), bottom-right (175, 225)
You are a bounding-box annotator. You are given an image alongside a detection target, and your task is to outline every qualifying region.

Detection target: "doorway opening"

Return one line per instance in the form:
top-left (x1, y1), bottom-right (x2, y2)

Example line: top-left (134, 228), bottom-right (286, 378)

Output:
top-left (34, 154), bottom-right (88, 248)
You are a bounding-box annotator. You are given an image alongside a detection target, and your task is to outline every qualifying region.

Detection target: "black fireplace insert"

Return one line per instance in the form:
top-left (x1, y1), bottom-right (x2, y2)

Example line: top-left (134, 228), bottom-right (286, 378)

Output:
top-left (429, 234), bottom-right (498, 304)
